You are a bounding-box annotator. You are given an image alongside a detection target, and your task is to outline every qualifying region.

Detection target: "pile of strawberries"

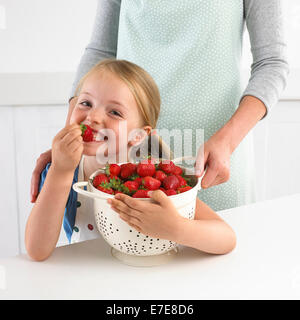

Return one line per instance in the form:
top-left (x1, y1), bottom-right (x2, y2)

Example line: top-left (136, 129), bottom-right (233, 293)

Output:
top-left (92, 159), bottom-right (193, 198)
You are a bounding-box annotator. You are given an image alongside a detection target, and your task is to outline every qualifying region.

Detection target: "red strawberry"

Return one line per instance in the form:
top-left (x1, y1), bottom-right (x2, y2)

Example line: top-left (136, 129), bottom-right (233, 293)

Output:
top-left (80, 123), bottom-right (94, 142)
top-left (124, 180), bottom-right (139, 192)
top-left (97, 185), bottom-right (114, 194)
top-left (164, 189), bottom-right (177, 196)
top-left (133, 177), bottom-right (143, 187)
top-left (132, 189), bottom-right (150, 198)
top-left (120, 163), bottom-right (137, 179)
top-left (173, 166), bottom-right (183, 175)
top-left (158, 160), bottom-right (176, 174)
top-left (93, 173), bottom-right (109, 187)
top-left (177, 186), bottom-right (192, 193)
top-left (137, 159), bottom-right (156, 177)
top-left (159, 187), bottom-right (167, 192)
top-left (114, 190), bottom-right (124, 195)
top-left (175, 174), bottom-right (188, 187)
top-left (163, 175), bottom-right (180, 190)
top-left (154, 170), bottom-right (167, 182)
top-left (105, 163), bottom-right (121, 177)
top-left (108, 176), bottom-right (122, 191)
top-left (142, 176), bottom-right (161, 190)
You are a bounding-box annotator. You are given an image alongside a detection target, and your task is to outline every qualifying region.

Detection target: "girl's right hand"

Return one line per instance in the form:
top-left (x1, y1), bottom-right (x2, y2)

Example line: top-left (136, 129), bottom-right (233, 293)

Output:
top-left (51, 124), bottom-right (83, 174)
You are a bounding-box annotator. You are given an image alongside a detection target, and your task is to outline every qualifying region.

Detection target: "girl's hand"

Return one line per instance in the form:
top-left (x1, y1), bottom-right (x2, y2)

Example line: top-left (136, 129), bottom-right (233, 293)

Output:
top-left (194, 131), bottom-right (232, 189)
top-left (51, 124), bottom-right (83, 174)
top-left (107, 190), bottom-right (184, 240)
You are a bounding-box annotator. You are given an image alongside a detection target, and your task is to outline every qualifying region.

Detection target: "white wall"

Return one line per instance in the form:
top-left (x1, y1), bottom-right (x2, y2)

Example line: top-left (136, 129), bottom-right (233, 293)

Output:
top-left (0, 0), bottom-right (97, 73)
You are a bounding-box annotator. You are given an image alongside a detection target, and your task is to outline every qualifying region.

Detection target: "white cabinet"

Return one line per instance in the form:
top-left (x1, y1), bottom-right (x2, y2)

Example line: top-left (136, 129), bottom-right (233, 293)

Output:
top-left (13, 105), bottom-right (68, 254)
top-left (253, 101), bottom-right (300, 201)
top-left (0, 105), bottom-right (68, 258)
top-left (0, 107), bottom-right (20, 258)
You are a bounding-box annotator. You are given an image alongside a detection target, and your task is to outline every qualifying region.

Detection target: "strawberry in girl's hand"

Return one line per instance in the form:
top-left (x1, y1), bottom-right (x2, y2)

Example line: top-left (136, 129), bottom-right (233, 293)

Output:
top-left (120, 163), bottom-right (137, 179)
top-left (137, 159), bottom-right (156, 177)
top-left (142, 176), bottom-right (161, 190)
top-left (93, 173), bottom-right (109, 187)
top-left (80, 123), bottom-right (94, 142)
top-left (132, 189), bottom-right (150, 198)
top-left (162, 175), bottom-right (180, 190)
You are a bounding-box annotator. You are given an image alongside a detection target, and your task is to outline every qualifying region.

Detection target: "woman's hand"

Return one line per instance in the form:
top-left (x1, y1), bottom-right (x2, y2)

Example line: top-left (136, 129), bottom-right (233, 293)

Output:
top-left (194, 131), bottom-right (232, 189)
top-left (107, 190), bottom-right (184, 240)
top-left (30, 149), bottom-right (52, 203)
top-left (51, 124), bottom-right (83, 174)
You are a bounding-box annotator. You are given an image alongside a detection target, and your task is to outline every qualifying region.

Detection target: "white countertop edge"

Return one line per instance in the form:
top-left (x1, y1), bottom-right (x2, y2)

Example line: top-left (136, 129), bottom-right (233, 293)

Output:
top-left (0, 69), bottom-right (299, 106)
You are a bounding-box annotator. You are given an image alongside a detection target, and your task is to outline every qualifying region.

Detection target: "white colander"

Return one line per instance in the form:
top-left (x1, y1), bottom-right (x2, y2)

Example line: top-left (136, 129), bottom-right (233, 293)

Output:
top-left (72, 156), bottom-right (202, 266)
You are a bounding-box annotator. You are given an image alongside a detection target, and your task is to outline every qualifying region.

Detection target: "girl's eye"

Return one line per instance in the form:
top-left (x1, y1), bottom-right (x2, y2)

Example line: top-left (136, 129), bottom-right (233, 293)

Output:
top-left (79, 101), bottom-right (92, 107)
top-left (110, 110), bottom-right (122, 117)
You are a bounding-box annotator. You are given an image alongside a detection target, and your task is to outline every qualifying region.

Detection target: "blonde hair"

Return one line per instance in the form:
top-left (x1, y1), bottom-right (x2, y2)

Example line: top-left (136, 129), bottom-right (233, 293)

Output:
top-left (75, 58), bottom-right (173, 161)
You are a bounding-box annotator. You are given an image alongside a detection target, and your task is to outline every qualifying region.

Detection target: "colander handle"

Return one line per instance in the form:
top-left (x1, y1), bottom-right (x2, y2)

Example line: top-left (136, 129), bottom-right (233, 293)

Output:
top-left (72, 182), bottom-right (109, 200)
top-left (172, 156), bottom-right (205, 191)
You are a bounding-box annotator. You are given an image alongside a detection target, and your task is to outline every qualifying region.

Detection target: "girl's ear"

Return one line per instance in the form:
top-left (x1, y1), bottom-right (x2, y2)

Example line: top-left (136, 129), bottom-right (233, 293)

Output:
top-left (128, 126), bottom-right (152, 147)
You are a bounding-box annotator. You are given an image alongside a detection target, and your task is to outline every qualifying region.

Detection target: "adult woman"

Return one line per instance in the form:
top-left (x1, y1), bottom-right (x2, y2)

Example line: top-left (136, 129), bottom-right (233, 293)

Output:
top-left (31, 0), bottom-right (289, 211)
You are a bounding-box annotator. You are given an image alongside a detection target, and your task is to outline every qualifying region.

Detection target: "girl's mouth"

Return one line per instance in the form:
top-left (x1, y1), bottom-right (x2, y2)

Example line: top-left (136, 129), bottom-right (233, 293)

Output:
top-left (93, 129), bottom-right (109, 142)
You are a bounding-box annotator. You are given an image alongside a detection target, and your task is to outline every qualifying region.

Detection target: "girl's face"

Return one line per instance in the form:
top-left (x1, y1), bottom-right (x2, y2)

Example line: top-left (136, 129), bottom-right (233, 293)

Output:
top-left (69, 70), bottom-right (151, 159)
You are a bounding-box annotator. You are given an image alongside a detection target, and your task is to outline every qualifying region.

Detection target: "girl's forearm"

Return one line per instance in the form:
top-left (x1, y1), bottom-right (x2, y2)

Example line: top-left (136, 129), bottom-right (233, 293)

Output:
top-left (25, 167), bottom-right (74, 260)
top-left (174, 217), bottom-right (236, 255)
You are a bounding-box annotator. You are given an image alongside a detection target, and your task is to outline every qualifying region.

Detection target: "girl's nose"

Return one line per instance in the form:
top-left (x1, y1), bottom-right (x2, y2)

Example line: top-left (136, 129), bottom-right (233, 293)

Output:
top-left (86, 107), bottom-right (104, 126)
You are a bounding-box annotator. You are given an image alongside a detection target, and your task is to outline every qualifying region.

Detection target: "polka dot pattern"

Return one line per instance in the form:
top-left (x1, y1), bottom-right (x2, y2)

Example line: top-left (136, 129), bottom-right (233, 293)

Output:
top-left (117, 0), bottom-right (256, 211)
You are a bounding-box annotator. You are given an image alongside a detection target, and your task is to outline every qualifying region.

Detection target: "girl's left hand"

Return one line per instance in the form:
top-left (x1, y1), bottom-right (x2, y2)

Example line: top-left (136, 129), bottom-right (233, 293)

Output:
top-left (107, 190), bottom-right (183, 240)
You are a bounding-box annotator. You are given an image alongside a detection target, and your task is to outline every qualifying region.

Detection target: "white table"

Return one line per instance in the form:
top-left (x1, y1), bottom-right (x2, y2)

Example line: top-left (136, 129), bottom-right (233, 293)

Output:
top-left (1, 193), bottom-right (300, 300)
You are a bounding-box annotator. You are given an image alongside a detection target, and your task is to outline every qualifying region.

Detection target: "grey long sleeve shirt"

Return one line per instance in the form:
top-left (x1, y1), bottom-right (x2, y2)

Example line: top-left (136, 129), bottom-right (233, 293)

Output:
top-left (70, 0), bottom-right (289, 119)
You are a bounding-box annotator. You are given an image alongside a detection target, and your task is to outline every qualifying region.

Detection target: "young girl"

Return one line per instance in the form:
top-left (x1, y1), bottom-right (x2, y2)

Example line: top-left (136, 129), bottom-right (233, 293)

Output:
top-left (25, 59), bottom-right (236, 261)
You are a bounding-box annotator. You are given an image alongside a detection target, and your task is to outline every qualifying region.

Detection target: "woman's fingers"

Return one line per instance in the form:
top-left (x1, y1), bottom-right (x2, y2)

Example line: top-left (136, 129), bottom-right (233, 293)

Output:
top-left (201, 162), bottom-right (219, 189)
top-left (201, 160), bottom-right (230, 188)
top-left (194, 144), bottom-right (206, 177)
top-left (30, 149), bottom-right (52, 203)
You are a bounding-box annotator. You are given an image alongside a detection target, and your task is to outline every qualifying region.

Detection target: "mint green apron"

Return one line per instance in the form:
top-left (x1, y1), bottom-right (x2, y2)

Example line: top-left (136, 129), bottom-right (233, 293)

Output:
top-left (117, 0), bottom-right (256, 211)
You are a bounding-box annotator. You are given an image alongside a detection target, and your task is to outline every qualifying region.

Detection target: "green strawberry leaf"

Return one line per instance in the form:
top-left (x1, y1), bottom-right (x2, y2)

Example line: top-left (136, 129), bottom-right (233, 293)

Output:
top-left (80, 123), bottom-right (87, 134)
